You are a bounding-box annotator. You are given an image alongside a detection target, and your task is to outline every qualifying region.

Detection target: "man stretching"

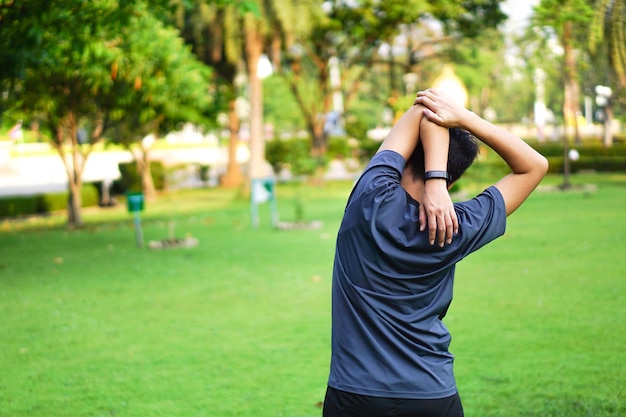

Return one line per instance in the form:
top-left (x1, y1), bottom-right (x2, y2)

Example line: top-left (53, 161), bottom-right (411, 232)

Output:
top-left (323, 88), bottom-right (549, 417)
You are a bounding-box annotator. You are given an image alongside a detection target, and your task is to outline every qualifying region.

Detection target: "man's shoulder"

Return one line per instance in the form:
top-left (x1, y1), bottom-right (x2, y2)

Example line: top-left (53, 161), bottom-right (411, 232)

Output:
top-left (366, 150), bottom-right (405, 173)
top-left (456, 186), bottom-right (505, 214)
top-left (348, 150), bottom-right (405, 202)
top-left (453, 186), bottom-right (507, 253)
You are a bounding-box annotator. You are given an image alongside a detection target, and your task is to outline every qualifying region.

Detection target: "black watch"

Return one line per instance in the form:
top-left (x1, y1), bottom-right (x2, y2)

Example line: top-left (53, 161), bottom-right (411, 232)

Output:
top-left (423, 170), bottom-right (451, 182)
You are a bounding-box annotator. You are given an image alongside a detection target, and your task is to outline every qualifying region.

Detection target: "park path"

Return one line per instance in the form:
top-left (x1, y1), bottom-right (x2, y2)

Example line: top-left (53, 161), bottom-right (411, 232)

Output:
top-left (0, 145), bottom-right (226, 197)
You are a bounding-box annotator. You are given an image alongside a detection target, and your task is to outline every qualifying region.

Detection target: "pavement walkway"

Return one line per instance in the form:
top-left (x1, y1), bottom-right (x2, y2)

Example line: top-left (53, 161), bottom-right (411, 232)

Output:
top-left (0, 144), bottom-right (226, 197)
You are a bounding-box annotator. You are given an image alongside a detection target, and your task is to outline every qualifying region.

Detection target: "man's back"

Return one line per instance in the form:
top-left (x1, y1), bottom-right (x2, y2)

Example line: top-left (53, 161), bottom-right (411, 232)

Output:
top-left (328, 150), bottom-right (506, 399)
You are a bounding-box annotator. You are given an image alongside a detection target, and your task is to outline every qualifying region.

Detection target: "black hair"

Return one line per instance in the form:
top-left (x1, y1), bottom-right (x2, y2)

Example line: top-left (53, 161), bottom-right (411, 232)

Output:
top-left (406, 127), bottom-right (480, 183)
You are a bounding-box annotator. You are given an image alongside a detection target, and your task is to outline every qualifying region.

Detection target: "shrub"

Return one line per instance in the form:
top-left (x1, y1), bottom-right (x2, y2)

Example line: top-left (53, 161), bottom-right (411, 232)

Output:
top-left (530, 140), bottom-right (626, 173)
top-left (326, 136), bottom-right (352, 160)
top-left (358, 138), bottom-right (382, 162)
top-left (0, 196), bottom-right (41, 217)
top-left (117, 161), bottom-right (165, 193)
top-left (0, 184), bottom-right (99, 217)
top-left (266, 138), bottom-right (317, 175)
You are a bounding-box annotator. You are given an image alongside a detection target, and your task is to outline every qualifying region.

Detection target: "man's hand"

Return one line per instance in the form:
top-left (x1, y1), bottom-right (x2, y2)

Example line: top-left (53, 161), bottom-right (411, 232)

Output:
top-left (413, 89), bottom-right (467, 128)
top-left (418, 179), bottom-right (458, 246)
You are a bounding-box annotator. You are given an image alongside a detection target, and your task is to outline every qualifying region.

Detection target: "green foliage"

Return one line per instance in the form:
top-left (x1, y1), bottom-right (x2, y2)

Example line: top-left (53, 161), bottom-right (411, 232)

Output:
top-left (0, 185), bottom-right (99, 217)
top-left (43, 186), bottom-right (100, 211)
top-left (262, 76), bottom-right (306, 133)
top-left (588, 0), bottom-right (626, 88)
top-left (0, 0), bottom-right (213, 226)
top-left (534, 0), bottom-right (594, 33)
top-left (103, 3), bottom-right (214, 142)
top-left (265, 138), bottom-right (317, 176)
top-left (0, 196), bottom-right (42, 217)
top-left (326, 136), bottom-right (352, 160)
top-left (344, 114), bottom-right (370, 142)
top-left (462, 148), bottom-right (510, 185)
top-left (117, 161), bottom-right (165, 193)
top-left (546, 155), bottom-right (626, 174)
top-left (449, 27), bottom-right (507, 113)
top-left (358, 138), bottom-right (383, 162)
top-left (432, 0), bottom-right (507, 38)
top-left (529, 140), bottom-right (626, 157)
top-left (529, 140), bottom-right (626, 173)
top-left (275, 0), bottom-right (509, 154)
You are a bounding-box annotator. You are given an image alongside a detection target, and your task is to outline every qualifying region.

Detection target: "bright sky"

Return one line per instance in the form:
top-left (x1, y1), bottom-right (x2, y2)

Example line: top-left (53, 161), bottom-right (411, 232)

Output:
top-left (500, 0), bottom-right (539, 35)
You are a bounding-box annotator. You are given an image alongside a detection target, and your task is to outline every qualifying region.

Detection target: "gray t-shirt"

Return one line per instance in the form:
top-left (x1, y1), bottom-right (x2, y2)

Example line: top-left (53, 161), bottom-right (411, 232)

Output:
top-left (327, 150), bottom-right (506, 399)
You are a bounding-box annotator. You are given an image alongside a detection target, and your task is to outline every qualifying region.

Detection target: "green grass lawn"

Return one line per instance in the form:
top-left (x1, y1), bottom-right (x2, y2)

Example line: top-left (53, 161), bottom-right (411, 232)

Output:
top-left (1, 173), bottom-right (625, 417)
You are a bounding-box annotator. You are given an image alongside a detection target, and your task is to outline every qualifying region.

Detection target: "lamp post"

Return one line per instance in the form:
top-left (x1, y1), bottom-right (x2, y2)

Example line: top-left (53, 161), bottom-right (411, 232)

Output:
top-left (248, 53), bottom-right (278, 228)
top-left (248, 53), bottom-right (273, 180)
top-left (595, 85), bottom-right (613, 147)
top-left (534, 68), bottom-right (547, 142)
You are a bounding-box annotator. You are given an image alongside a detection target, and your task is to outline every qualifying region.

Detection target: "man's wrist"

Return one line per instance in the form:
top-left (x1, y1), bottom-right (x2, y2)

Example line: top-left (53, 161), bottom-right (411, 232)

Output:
top-left (459, 109), bottom-right (479, 131)
top-left (423, 170), bottom-right (451, 183)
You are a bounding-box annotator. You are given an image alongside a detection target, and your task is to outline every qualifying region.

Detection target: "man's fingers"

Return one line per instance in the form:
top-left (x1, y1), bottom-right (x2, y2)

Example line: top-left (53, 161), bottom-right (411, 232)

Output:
top-left (425, 209), bottom-right (457, 247)
top-left (427, 209), bottom-right (448, 247)
top-left (428, 212), bottom-right (437, 245)
top-left (423, 109), bottom-right (442, 123)
top-left (438, 217), bottom-right (447, 247)
top-left (419, 204), bottom-right (426, 232)
top-left (444, 214), bottom-right (454, 245)
top-left (449, 212), bottom-right (459, 243)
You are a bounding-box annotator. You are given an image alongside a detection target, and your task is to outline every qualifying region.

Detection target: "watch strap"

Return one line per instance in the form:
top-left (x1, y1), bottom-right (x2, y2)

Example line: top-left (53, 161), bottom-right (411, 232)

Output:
top-left (423, 170), bottom-right (451, 182)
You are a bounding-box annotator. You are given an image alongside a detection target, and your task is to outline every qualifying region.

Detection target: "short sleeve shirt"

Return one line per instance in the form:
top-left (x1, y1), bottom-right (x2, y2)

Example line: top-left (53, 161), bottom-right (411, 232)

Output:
top-left (327, 150), bottom-right (506, 399)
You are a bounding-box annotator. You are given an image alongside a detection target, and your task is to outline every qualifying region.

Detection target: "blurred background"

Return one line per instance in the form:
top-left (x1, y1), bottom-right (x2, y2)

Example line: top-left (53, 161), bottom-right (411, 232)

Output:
top-left (1, 3), bottom-right (625, 417)
top-left (0, 0), bottom-right (624, 225)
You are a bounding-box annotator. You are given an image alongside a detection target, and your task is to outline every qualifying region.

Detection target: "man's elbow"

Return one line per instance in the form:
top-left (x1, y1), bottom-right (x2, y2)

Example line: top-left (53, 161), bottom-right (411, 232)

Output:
top-left (538, 155), bottom-right (549, 177)
top-left (529, 155), bottom-right (549, 186)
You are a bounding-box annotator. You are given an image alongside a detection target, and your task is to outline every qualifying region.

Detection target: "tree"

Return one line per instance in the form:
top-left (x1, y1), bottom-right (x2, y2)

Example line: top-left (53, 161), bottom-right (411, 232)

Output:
top-left (532, 0), bottom-right (597, 187)
top-left (15, 1), bottom-right (127, 226)
top-left (167, 0), bottom-right (312, 186)
top-left (587, 0), bottom-right (625, 147)
top-left (534, 0), bottom-right (594, 144)
top-left (589, 0), bottom-right (626, 89)
top-left (242, 0), bottom-right (312, 181)
top-left (104, 4), bottom-right (213, 200)
top-left (3, 0), bottom-right (211, 226)
top-left (282, 0), bottom-right (432, 156)
top-left (281, 0), bottom-right (507, 156)
top-left (0, 0), bottom-right (55, 119)
top-left (167, 0), bottom-right (247, 188)
top-left (446, 27), bottom-right (508, 117)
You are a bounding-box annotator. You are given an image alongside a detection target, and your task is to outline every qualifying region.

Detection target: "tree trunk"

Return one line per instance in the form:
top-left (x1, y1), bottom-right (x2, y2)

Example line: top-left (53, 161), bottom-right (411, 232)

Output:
top-left (562, 21), bottom-right (581, 144)
top-left (561, 133), bottom-right (571, 190)
top-left (245, 18), bottom-right (265, 180)
top-left (56, 112), bottom-right (84, 228)
top-left (311, 62), bottom-right (332, 157)
top-left (220, 98), bottom-right (244, 188)
top-left (284, 51), bottom-right (333, 158)
top-left (312, 123), bottom-right (326, 157)
top-left (141, 161), bottom-right (156, 201)
top-left (137, 148), bottom-right (156, 200)
top-left (67, 168), bottom-right (83, 227)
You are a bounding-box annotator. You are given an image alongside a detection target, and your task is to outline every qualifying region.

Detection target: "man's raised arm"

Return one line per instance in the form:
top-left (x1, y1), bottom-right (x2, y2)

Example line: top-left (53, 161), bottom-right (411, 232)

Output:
top-left (376, 101), bottom-right (457, 245)
top-left (376, 104), bottom-right (427, 159)
top-left (416, 88), bottom-right (549, 216)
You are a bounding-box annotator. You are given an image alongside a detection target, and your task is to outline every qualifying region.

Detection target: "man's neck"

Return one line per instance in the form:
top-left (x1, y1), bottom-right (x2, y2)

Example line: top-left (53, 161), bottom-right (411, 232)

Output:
top-left (401, 167), bottom-right (452, 202)
top-left (400, 171), bottom-right (425, 202)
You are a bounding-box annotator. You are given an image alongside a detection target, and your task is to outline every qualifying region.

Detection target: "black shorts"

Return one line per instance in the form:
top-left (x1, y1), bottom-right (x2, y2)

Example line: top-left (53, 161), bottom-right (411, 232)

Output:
top-left (323, 386), bottom-right (464, 417)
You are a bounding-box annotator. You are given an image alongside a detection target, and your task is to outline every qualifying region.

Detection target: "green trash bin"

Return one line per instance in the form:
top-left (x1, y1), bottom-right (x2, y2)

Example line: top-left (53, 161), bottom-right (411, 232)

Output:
top-left (126, 192), bottom-right (144, 247)
top-left (126, 192), bottom-right (144, 213)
